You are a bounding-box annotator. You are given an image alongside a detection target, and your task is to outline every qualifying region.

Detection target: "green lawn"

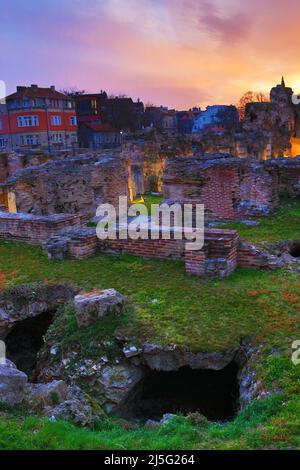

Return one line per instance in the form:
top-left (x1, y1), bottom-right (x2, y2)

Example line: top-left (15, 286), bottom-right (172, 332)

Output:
top-left (222, 199), bottom-right (300, 245)
top-left (0, 238), bottom-right (299, 449)
top-left (0, 394), bottom-right (299, 450)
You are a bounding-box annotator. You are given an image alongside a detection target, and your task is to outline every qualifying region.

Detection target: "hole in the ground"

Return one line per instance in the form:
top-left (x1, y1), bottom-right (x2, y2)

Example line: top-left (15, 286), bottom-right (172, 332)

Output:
top-left (5, 312), bottom-right (54, 378)
top-left (289, 242), bottom-right (300, 258)
top-left (117, 362), bottom-right (240, 422)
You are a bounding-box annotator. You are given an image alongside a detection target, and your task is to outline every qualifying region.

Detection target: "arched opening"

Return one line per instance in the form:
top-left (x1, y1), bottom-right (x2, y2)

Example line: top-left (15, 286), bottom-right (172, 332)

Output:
top-left (117, 362), bottom-right (240, 422)
top-left (289, 242), bottom-right (300, 258)
top-left (5, 312), bottom-right (54, 378)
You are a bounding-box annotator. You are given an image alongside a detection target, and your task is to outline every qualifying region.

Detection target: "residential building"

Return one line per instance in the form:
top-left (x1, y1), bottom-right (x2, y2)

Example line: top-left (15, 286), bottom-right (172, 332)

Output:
top-left (79, 122), bottom-right (121, 149)
top-left (177, 111), bottom-right (194, 134)
top-left (0, 85), bottom-right (78, 151)
top-left (143, 106), bottom-right (164, 129)
top-left (162, 110), bottom-right (178, 134)
top-left (192, 105), bottom-right (239, 134)
top-left (74, 92), bottom-right (144, 147)
top-left (74, 91), bottom-right (108, 124)
top-left (102, 96), bottom-right (144, 131)
top-left (143, 106), bottom-right (178, 133)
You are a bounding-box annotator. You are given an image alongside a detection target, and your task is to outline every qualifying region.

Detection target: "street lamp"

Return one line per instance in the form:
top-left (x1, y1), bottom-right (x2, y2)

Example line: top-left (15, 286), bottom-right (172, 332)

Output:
top-left (120, 131), bottom-right (123, 150)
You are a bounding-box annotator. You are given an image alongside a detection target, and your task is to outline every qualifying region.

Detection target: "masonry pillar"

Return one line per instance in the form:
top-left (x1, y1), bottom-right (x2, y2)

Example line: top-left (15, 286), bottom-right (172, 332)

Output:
top-left (185, 250), bottom-right (206, 276)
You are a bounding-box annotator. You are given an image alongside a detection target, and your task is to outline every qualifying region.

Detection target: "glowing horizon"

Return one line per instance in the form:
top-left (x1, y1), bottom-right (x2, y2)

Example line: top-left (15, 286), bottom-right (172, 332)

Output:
top-left (2, 0), bottom-right (300, 109)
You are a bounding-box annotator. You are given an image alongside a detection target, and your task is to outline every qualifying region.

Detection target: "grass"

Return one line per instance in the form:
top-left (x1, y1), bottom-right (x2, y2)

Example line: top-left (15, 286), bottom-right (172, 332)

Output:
top-left (0, 242), bottom-right (299, 353)
top-left (142, 192), bottom-right (164, 212)
top-left (0, 198), bottom-right (299, 449)
top-left (87, 192), bottom-right (164, 228)
top-left (0, 394), bottom-right (299, 450)
top-left (222, 198), bottom-right (300, 246)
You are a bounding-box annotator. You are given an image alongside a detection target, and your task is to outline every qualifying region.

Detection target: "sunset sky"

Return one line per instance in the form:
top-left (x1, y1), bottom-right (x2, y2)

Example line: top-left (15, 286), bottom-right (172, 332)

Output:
top-left (2, 0), bottom-right (300, 109)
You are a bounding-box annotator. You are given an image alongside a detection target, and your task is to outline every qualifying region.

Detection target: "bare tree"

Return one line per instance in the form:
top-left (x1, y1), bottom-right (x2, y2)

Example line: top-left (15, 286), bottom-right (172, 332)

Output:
top-left (237, 91), bottom-right (269, 120)
top-left (255, 91), bottom-right (269, 102)
top-left (60, 87), bottom-right (86, 96)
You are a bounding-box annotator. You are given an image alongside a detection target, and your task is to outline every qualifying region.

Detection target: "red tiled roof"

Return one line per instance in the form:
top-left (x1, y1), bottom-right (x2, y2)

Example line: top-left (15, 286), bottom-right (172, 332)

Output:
top-left (83, 122), bottom-right (114, 132)
top-left (6, 86), bottom-right (70, 101)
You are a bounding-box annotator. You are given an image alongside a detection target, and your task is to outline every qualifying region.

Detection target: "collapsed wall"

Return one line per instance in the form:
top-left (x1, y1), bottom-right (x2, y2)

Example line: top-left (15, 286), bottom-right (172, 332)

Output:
top-left (0, 154), bottom-right (129, 217)
top-left (163, 154), bottom-right (279, 220)
top-left (121, 137), bottom-right (193, 198)
top-left (0, 151), bottom-right (74, 184)
top-left (122, 141), bottom-right (165, 198)
top-left (190, 132), bottom-right (272, 161)
top-left (266, 157), bottom-right (300, 198)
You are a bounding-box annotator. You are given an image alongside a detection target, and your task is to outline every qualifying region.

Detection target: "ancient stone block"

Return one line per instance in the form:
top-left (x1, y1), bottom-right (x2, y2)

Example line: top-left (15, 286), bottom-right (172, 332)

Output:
top-left (0, 362), bottom-right (28, 405)
top-left (74, 289), bottom-right (125, 328)
top-left (27, 380), bottom-right (68, 409)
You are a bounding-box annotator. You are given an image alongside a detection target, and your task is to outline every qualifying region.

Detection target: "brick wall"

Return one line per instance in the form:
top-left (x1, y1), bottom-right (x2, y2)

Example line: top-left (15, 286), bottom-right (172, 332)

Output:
top-left (194, 165), bottom-right (240, 219)
top-left (184, 251), bottom-right (206, 276)
top-left (163, 155), bottom-right (279, 220)
top-left (0, 212), bottom-right (83, 245)
top-left (269, 158), bottom-right (300, 198)
top-left (0, 209), bottom-right (278, 278)
top-left (45, 226), bottom-right (240, 278)
top-left (237, 241), bottom-right (272, 269)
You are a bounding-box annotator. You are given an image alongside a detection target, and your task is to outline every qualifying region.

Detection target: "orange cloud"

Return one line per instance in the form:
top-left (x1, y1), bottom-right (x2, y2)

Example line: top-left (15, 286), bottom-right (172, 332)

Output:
top-left (2, 0), bottom-right (300, 108)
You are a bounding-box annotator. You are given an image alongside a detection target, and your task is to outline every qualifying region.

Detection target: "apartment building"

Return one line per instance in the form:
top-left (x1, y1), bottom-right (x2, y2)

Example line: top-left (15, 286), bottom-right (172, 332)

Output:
top-left (0, 84), bottom-right (78, 151)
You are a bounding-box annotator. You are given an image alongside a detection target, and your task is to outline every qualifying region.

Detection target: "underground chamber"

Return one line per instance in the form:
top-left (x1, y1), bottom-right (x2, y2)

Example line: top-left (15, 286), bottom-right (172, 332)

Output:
top-left (289, 241), bottom-right (300, 258)
top-left (116, 361), bottom-right (241, 422)
top-left (5, 311), bottom-right (54, 378)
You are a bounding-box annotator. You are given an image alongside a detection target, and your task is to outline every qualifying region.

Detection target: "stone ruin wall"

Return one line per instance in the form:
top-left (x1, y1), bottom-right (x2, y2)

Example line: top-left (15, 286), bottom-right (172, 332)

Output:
top-left (0, 206), bottom-right (288, 279)
top-left (243, 102), bottom-right (294, 158)
top-left (163, 154), bottom-right (300, 221)
top-left (0, 151), bottom-right (79, 185)
top-left (121, 137), bottom-right (193, 198)
top-left (1, 155), bottom-right (130, 217)
top-left (121, 142), bottom-right (165, 198)
top-left (190, 132), bottom-right (276, 161)
top-left (0, 212), bottom-right (83, 245)
top-left (267, 157), bottom-right (300, 198)
top-left (43, 225), bottom-right (240, 278)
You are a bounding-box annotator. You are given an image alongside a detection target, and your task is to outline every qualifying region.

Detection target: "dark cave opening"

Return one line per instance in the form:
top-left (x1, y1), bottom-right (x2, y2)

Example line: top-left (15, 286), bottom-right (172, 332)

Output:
top-left (118, 362), bottom-right (240, 422)
top-left (289, 242), bottom-right (300, 258)
top-left (5, 312), bottom-right (54, 378)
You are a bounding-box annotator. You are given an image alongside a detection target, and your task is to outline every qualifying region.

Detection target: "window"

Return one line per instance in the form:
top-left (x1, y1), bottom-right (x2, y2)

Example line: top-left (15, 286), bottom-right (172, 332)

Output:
top-left (23, 100), bottom-right (32, 108)
top-left (51, 115), bottom-right (62, 126)
top-left (51, 134), bottom-right (62, 143)
top-left (70, 116), bottom-right (77, 126)
top-left (0, 118), bottom-right (2, 130)
top-left (0, 138), bottom-right (6, 148)
top-left (49, 99), bottom-right (60, 108)
top-left (20, 135), bottom-right (40, 146)
top-left (17, 115), bottom-right (39, 127)
top-left (71, 134), bottom-right (77, 143)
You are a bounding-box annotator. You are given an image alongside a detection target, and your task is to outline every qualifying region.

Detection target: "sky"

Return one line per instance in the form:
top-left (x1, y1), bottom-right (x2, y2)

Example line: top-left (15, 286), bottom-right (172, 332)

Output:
top-left (2, 0), bottom-right (300, 109)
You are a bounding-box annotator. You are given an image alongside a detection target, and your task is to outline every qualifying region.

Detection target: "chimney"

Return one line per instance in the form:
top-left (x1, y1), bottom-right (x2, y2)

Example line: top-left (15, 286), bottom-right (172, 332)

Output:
top-left (17, 86), bottom-right (26, 92)
top-left (31, 84), bottom-right (38, 89)
top-left (50, 86), bottom-right (55, 91)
